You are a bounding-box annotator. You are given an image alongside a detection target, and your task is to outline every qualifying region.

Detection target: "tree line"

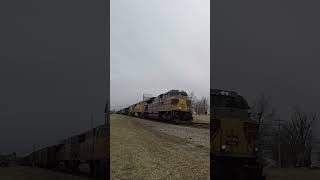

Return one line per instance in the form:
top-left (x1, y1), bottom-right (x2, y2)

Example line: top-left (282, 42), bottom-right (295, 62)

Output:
top-left (251, 93), bottom-right (318, 168)
top-left (188, 91), bottom-right (209, 115)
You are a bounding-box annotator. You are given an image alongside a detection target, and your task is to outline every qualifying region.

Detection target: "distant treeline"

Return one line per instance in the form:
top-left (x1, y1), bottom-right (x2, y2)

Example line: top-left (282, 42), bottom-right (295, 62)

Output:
top-left (188, 91), bottom-right (209, 115)
top-left (0, 152), bottom-right (16, 161)
top-left (250, 93), bottom-right (317, 168)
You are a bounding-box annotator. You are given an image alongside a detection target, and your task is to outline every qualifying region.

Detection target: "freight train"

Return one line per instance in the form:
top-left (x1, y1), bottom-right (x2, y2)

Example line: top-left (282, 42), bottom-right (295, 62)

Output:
top-left (118, 89), bottom-right (193, 122)
top-left (211, 89), bottom-right (264, 180)
top-left (23, 125), bottom-right (108, 176)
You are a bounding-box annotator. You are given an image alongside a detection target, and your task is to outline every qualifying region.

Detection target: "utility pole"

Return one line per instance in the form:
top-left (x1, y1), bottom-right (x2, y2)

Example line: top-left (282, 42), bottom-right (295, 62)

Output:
top-left (278, 119), bottom-right (281, 168)
top-left (271, 117), bottom-right (284, 168)
top-left (91, 113), bottom-right (94, 131)
top-left (104, 100), bottom-right (109, 177)
top-left (32, 144), bottom-right (35, 168)
top-left (277, 118), bottom-right (284, 168)
top-left (91, 113), bottom-right (94, 161)
top-left (105, 101), bottom-right (109, 126)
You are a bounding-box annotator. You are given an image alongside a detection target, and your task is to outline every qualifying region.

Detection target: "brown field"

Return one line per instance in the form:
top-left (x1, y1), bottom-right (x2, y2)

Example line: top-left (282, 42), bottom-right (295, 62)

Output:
top-left (265, 168), bottom-right (320, 180)
top-left (0, 165), bottom-right (99, 180)
top-left (192, 114), bottom-right (210, 123)
top-left (110, 114), bottom-right (210, 180)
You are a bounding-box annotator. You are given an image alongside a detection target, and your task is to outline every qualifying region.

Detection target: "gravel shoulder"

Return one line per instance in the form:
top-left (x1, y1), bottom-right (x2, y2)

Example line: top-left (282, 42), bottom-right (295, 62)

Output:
top-left (110, 114), bottom-right (210, 180)
top-left (132, 116), bottom-right (210, 149)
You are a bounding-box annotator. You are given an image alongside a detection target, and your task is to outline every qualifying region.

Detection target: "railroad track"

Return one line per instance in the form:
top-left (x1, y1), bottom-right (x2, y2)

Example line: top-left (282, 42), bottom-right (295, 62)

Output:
top-left (176, 122), bottom-right (210, 129)
top-left (119, 114), bottom-right (210, 129)
top-left (24, 165), bottom-right (106, 179)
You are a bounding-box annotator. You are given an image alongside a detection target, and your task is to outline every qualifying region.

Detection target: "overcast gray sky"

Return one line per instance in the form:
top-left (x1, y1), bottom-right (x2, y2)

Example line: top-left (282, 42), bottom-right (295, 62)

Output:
top-left (213, 0), bottom-right (320, 134)
top-left (0, 1), bottom-right (107, 155)
top-left (0, 58), bottom-right (107, 156)
top-left (110, 0), bottom-right (210, 110)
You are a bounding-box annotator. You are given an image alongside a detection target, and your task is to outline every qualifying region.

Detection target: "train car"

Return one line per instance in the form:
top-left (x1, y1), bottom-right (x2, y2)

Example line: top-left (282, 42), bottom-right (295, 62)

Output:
top-left (56, 135), bottom-right (81, 171)
top-left (27, 152), bottom-right (35, 166)
top-left (146, 90), bottom-right (192, 122)
top-left (22, 120), bottom-right (108, 178)
top-left (55, 142), bottom-right (66, 168)
top-left (133, 101), bottom-right (147, 117)
top-left (79, 125), bottom-right (108, 176)
top-left (34, 149), bottom-right (44, 167)
top-left (33, 150), bottom-right (39, 166)
top-left (35, 146), bottom-right (58, 168)
top-left (122, 107), bottom-right (129, 115)
top-left (211, 89), bottom-right (264, 180)
top-left (18, 155), bottom-right (32, 166)
top-left (128, 104), bottom-right (136, 116)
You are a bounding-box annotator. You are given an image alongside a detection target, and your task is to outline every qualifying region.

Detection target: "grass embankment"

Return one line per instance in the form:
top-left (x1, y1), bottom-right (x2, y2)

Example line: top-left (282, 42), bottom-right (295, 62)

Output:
top-left (192, 114), bottom-right (210, 124)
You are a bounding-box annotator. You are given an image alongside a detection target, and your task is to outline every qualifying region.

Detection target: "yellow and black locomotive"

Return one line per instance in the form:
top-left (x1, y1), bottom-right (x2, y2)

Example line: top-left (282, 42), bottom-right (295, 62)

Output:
top-left (211, 89), bottom-right (264, 180)
top-left (119, 89), bottom-right (193, 122)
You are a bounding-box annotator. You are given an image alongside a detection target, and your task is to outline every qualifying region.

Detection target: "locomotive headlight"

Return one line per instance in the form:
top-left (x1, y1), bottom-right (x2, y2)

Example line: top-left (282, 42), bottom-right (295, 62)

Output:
top-left (221, 145), bottom-right (227, 150)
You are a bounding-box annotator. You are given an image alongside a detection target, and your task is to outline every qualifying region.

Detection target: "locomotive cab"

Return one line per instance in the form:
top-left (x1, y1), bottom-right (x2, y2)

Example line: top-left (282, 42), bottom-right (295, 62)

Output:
top-left (159, 90), bottom-right (192, 122)
top-left (144, 90), bottom-right (193, 122)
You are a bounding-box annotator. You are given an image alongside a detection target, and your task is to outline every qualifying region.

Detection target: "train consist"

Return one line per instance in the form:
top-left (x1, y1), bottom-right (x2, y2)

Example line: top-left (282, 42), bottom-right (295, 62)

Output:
top-left (118, 89), bottom-right (193, 122)
top-left (211, 89), bottom-right (264, 180)
top-left (22, 124), bottom-right (108, 176)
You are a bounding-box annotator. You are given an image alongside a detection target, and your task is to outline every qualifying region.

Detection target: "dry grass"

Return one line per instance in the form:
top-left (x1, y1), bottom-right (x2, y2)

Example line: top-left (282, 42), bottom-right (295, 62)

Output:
top-left (110, 114), bottom-right (210, 180)
top-left (265, 168), bottom-right (320, 180)
top-left (192, 114), bottom-right (210, 124)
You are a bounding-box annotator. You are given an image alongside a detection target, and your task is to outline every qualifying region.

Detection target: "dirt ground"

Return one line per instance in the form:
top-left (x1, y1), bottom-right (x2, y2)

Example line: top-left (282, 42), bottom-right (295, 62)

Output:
top-left (265, 168), bottom-right (320, 180)
top-left (0, 165), bottom-right (100, 180)
top-left (192, 115), bottom-right (210, 124)
top-left (110, 114), bottom-right (210, 180)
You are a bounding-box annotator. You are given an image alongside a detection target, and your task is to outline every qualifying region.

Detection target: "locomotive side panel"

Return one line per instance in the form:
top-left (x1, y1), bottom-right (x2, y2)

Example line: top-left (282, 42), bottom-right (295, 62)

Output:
top-left (79, 126), bottom-right (107, 161)
top-left (79, 130), bottom-right (94, 161)
top-left (93, 126), bottom-right (107, 160)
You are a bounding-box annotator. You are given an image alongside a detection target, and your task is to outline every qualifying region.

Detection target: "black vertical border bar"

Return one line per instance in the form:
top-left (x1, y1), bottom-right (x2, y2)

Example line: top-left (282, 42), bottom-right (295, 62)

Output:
top-left (210, 0), bottom-right (215, 178)
top-left (106, 0), bottom-right (110, 179)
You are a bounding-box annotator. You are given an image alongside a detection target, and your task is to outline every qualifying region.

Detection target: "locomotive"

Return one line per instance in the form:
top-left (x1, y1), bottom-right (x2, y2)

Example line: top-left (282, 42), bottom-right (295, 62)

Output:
top-left (23, 125), bottom-right (108, 176)
top-left (119, 89), bottom-right (193, 122)
top-left (211, 89), bottom-right (264, 180)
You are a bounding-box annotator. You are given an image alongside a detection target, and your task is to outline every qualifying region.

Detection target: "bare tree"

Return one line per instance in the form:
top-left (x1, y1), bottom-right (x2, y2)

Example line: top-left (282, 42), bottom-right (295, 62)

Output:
top-left (199, 96), bottom-right (209, 114)
top-left (251, 93), bottom-right (277, 163)
top-left (282, 107), bottom-right (316, 167)
top-left (251, 93), bottom-right (276, 129)
top-left (192, 96), bottom-right (209, 115)
top-left (110, 109), bottom-right (116, 114)
top-left (188, 91), bottom-right (196, 113)
top-left (188, 91), bottom-right (209, 115)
